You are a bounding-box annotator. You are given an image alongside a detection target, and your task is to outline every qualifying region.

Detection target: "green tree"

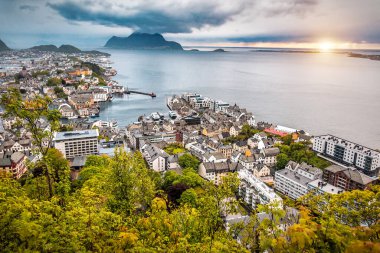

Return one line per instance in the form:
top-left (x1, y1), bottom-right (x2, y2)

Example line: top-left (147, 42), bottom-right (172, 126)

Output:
top-left (276, 153), bottom-right (290, 170)
top-left (46, 77), bottom-right (62, 87)
top-left (1, 88), bottom-right (61, 198)
top-left (178, 153), bottom-right (200, 171)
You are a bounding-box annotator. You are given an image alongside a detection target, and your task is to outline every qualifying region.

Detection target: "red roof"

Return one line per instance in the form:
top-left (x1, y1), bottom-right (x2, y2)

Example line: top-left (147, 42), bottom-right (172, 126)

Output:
top-left (264, 128), bottom-right (288, 137)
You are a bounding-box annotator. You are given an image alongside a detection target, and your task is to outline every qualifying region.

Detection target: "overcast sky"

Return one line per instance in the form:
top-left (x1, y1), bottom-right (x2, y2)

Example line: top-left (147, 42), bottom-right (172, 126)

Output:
top-left (1, 0), bottom-right (380, 49)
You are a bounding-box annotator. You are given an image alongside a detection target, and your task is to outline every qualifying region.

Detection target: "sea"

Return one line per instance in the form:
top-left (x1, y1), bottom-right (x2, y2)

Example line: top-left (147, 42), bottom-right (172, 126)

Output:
top-left (97, 47), bottom-right (380, 149)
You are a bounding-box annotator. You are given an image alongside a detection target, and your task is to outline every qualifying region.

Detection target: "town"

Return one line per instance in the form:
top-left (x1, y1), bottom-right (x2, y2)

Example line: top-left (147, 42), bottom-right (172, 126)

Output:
top-left (1, 48), bottom-right (379, 251)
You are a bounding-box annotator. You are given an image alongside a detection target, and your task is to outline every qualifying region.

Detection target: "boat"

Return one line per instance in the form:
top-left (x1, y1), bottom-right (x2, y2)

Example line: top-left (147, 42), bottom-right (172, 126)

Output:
top-left (169, 111), bottom-right (177, 119)
top-left (151, 112), bottom-right (160, 121)
top-left (111, 120), bottom-right (118, 128)
top-left (158, 112), bottom-right (164, 120)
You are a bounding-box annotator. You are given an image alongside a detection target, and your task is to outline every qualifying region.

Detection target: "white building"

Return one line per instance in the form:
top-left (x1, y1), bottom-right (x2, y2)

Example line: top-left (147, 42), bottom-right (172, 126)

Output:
top-left (53, 129), bottom-right (99, 159)
top-left (307, 179), bottom-right (344, 195)
top-left (313, 135), bottom-right (380, 177)
top-left (274, 161), bottom-right (323, 200)
top-left (141, 143), bottom-right (168, 172)
top-left (239, 168), bottom-right (282, 208)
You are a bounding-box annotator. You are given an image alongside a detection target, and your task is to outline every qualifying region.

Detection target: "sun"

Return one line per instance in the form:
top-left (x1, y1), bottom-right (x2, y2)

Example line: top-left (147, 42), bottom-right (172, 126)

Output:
top-left (319, 41), bottom-right (334, 52)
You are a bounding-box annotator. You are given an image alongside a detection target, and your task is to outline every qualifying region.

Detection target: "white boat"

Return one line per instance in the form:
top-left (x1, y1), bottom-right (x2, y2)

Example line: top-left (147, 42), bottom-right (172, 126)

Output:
top-left (151, 112), bottom-right (160, 121)
top-left (169, 111), bottom-right (177, 119)
top-left (158, 112), bottom-right (164, 120)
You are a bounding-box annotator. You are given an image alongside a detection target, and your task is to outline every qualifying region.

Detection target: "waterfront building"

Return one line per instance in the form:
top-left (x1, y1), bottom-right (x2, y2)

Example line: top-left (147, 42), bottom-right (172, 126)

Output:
top-left (312, 135), bottom-right (380, 177)
top-left (53, 129), bottom-right (99, 159)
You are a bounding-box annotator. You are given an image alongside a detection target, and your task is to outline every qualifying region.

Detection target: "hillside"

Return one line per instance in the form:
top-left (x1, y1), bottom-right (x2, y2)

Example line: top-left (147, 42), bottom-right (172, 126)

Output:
top-left (29, 44), bottom-right (110, 56)
top-left (105, 32), bottom-right (183, 50)
top-left (0, 39), bottom-right (10, 51)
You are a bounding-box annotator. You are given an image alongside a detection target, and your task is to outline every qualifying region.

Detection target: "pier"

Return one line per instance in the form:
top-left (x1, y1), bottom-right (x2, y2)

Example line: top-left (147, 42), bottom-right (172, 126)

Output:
top-left (124, 88), bottom-right (156, 98)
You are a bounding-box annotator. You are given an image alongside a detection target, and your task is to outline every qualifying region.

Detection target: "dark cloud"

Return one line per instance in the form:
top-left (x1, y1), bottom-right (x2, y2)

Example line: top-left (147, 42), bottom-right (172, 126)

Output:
top-left (19, 4), bottom-right (38, 12)
top-left (263, 0), bottom-right (318, 17)
top-left (47, 0), bottom-right (252, 33)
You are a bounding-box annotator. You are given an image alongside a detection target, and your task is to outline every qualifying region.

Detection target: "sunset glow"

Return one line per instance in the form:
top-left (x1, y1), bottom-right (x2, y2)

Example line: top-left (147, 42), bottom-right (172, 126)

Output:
top-left (318, 41), bottom-right (334, 52)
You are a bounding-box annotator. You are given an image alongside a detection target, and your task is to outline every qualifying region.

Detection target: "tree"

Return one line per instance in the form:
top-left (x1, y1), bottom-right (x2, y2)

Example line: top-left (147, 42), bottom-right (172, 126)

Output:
top-left (46, 77), bottom-right (62, 87)
top-left (276, 153), bottom-right (290, 170)
top-left (1, 88), bottom-right (61, 198)
top-left (178, 153), bottom-right (200, 171)
top-left (108, 150), bottom-right (155, 216)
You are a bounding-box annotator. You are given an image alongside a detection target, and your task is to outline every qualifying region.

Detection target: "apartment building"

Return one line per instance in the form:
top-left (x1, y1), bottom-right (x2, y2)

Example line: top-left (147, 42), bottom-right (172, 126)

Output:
top-left (275, 161), bottom-right (324, 200)
top-left (313, 135), bottom-right (380, 177)
top-left (53, 129), bottom-right (99, 159)
top-left (323, 164), bottom-right (378, 191)
top-left (141, 143), bottom-right (168, 172)
top-left (239, 168), bottom-right (282, 209)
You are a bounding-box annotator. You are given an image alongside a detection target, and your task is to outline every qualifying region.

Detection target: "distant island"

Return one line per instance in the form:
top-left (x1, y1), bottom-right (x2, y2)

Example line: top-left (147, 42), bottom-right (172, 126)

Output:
top-left (29, 44), bottom-right (110, 56)
top-left (349, 53), bottom-right (380, 61)
top-left (213, 48), bottom-right (226, 52)
top-left (105, 32), bottom-right (183, 50)
top-left (0, 39), bottom-right (10, 51)
top-left (252, 49), bottom-right (319, 54)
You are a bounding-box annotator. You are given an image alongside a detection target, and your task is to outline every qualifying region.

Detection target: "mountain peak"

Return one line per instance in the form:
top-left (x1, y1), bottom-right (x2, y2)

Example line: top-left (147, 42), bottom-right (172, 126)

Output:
top-left (0, 39), bottom-right (10, 51)
top-left (105, 32), bottom-right (183, 50)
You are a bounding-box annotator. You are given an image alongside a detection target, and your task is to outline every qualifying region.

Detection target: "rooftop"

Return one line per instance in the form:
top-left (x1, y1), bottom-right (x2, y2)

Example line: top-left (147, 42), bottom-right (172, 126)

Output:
top-left (316, 134), bottom-right (379, 156)
top-left (307, 179), bottom-right (344, 194)
top-left (54, 129), bottom-right (99, 141)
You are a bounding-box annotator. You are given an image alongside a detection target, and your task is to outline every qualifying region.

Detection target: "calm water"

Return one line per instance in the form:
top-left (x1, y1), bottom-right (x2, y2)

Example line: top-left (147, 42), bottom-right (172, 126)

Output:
top-left (98, 48), bottom-right (380, 149)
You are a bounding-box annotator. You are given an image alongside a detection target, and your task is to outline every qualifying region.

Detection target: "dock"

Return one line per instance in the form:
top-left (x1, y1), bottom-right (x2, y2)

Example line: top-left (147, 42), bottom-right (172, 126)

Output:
top-left (124, 88), bottom-right (156, 98)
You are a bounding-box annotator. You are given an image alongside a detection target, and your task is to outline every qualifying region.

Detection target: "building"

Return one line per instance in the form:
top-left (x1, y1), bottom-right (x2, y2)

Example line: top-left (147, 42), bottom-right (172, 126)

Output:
top-left (322, 164), bottom-right (378, 191)
top-left (274, 161), bottom-right (324, 200)
top-left (313, 135), bottom-right (380, 177)
top-left (141, 144), bottom-right (169, 172)
top-left (53, 129), bottom-right (99, 159)
top-left (0, 151), bottom-right (28, 179)
top-left (239, 168), bottom-right (282, 209)
top-left (307, 179), bottom-right (344, 195)
top-left (262, 147), bottom-right (280, 166)
top-left (199, 161), bottom-right (242, 185)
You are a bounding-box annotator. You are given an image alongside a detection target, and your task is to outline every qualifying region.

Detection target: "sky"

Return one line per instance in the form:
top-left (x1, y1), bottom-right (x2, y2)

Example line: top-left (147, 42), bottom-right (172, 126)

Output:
top-left (1, 0), bottom-right (380, 49)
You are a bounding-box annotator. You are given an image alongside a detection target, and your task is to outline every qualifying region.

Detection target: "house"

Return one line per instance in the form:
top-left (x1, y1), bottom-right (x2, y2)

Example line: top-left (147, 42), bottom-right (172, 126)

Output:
top-left (68, 93), bottom-right (94, 109)
top-left (238, 154), bottom-right (257, 170)
top-left (0, 151), bottom-right (28, 179)
top-left (252, 164), bottom-right (271, 178)
top-left (262, 147), bottom-right (280, 166)
top-left (59, 103), bottom-right (76, 119)
top-left (233, 140), bottom-right (248, 152)
top-left (199, 161), bottom-right (243, 185)
top-left (217, 144), bottom-right (233, 158)
top-left (203, 152), bottom-right (227, 163)
top-left (229, 125), bottom-right (241, 137)
top-left (141, 144), bottom-right (169, 172)
top-left (322, 165), bottom-right (377, 191)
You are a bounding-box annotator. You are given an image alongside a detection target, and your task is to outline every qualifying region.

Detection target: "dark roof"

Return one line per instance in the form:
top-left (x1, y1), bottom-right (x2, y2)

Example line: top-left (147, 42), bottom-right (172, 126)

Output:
top-left (325, 165), bottom-right (377, 185)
